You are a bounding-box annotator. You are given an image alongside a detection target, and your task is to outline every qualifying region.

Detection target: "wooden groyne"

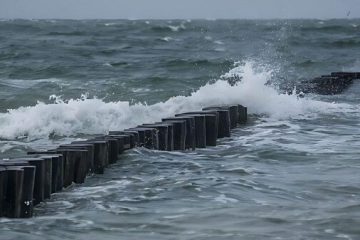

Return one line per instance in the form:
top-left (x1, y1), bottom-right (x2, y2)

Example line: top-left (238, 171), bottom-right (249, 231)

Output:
top-left (0, 104), bottom-right (247, 218)
top-left (296, 72), bottom-right (360, 95)
top-left (277, 72), bottom-right (360, 95)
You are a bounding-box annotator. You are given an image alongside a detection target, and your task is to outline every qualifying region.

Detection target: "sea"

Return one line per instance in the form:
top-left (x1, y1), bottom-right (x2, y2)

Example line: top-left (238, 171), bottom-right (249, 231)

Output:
top-left (0, 19), bottom-right (360, 240)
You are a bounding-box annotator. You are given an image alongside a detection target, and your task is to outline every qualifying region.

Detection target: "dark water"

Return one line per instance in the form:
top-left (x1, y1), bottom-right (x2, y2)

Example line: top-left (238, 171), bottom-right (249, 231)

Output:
top-left (0, 19), bottom-right (360, 239)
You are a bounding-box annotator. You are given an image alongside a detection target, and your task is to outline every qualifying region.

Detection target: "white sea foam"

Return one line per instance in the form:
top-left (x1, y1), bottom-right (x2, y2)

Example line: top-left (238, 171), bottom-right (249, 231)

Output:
top-left (214, 194), bottom-right (239, 203)
top-left (160, 36), bottom-right (173, 42)
top-left (0, 61), bottom-right (354, 140)
top-left (168, 23), bottom-right (186, 32)
top-left (0, 78), bottom-right (61, 89)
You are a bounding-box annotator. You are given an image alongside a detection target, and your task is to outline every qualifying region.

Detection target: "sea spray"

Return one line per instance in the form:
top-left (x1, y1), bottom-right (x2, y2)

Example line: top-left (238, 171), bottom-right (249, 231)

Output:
top-left (0, 62), bottom-right (353, 140)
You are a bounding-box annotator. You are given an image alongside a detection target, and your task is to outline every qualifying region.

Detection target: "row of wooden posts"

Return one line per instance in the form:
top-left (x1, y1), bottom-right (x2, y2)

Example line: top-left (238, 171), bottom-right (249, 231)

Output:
top-left (294, 71), bottom-right (360, 95)
top-left (0, 104), bottom-right (247, 218)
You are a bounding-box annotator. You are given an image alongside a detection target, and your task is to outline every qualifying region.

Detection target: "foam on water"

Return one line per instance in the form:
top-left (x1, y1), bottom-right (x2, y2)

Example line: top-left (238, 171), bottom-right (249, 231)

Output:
top-left (0, 78), bottom-right (61, 89)
top-left (0, 61), bottom-right (354, 140)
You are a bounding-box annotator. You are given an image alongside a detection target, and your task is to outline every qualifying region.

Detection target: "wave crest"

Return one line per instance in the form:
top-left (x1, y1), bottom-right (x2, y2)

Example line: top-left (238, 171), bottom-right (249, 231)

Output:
top-left (0, 61), bottom-right (352, 140)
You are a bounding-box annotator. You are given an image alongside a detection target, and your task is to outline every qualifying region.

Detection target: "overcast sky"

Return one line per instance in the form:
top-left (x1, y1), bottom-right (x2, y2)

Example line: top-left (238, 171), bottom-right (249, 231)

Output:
top-left (1, 0), bottom-right (360, 19)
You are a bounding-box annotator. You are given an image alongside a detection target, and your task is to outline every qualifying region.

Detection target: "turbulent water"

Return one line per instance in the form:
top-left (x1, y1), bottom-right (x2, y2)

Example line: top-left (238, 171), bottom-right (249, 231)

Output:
top-left (1, 19), bottom-right (360, 239)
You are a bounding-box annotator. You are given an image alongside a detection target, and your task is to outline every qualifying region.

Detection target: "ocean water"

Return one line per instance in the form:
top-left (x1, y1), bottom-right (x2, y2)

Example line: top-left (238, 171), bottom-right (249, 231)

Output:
top-left (0, 19), bottom-right (360, 240)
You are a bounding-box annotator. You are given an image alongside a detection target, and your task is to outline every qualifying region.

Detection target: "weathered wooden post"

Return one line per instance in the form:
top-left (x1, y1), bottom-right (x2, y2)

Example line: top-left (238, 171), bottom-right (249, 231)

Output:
top-left (27, 152), bottom-right (65, 193)
top-left (174, 114), bottom-right (206, 148)
top-left (126, 128), bottom-right (158, 149)
top-left (93, 136), bottom-right (119, 164)
top-left (141, 124), bottom-right (169, 151)
top-left (163, 117), bottom-right (195, 150)
top-left (0, 167), bottom-right (7, 217)
top-left (67, 149), bottom-right (89, 184)
top-left (27, 158), bottom-right (46, 205)
top-left (160, 120), bottom-right (186, 150)
top-left (4, 166), bottom-right (24, 218)
top-left (107, 135), bottom-right (125, 154)
top-left (71, 141), bottom-right (108, 174)
top-left (111, 131), bottom-right (138, 148)
top-left (202, 107), bottom-right (231, 138)
top-left (238, 104), bottom-right (247, 124)
top-left (19, 165), bottom-right (36, 218)
top-left (176, 111), bottom-right (218, 146)
top-left (41, 157), bottom-right (52, 199)
top-left (59, 144), bottom-right (94, 174)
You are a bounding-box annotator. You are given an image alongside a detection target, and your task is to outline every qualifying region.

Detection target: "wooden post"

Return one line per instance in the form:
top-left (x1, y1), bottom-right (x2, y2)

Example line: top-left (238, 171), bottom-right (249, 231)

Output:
top-left (27, 152), bottom-right (64, 193)
top-left (113, 131), bottom-right (138, 148)
top-left (163, 117), bottom-right (195, 150)
top-left (203, 107), bottom-right (231, 138)
top-left (4, 166), bottom-right (24, 218)
top-left (176, 111), bottom-right (218, 146)
top-left (151, 123), bottom-right (174, 151)
top-left (42, 157), bottom-right (52, 199)
top-left (161, 120), bottom-right (186, 150)
top-left (126, 128), bottom-right (158, 149)
top-left (70, 141), bottom-right (108, 174)
top-left (107, 135), bottom-right (125, 154)
top-left (141, 124), bottom-right (169, 151)
top-left (0, 167), bottom-right (7, 217)
top-left (173, 114), bottom-right (206, 148)
top-left (19, 165), bottom-right (36, 218)
top-left (26, 158), bottom-right (46, 205)
top-left (238, 104), bottom-right (247, 124)
top-left (94, 136), bottom-right (119, 165)
top-left (60, 144), bottom-right (94, 174)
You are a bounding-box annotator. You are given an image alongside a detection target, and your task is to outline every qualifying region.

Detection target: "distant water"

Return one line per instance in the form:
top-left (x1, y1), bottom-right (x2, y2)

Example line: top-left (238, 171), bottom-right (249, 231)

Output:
top-left (0, 19), bottom-right (360, 240)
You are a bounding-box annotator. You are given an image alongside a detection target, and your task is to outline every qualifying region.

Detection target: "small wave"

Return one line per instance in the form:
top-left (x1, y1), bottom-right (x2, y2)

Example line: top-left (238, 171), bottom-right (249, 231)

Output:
top-left (47, 31), bottom-right (85, 36)
top-left (214, 40), bottom-right (224, 45)
top-left (104, 22), bottom-right (117, 26)
top-left (102, 61), bottom-right (128, 67)
top-left (329, 38), bottom-right (360, 48)
top-left (151, 23), bottom-right (186, 32)
top-left (159, 36), bottom-right (173, 42)
top-left (300, 25), bottom-right (353, 33)
top-left (0, 78), bottom-right (61, 89)
top-left (0, 61), bottom-right (353, 140)
top-left (214, 194), bottom-right (239, 204)
top-left (165, 59), bottom-right (232, 68)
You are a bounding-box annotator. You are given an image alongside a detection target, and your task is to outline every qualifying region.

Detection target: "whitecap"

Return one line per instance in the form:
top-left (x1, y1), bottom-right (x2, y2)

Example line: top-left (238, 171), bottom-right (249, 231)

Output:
top-left (103, 62), bottom-right (113, 67)
top-left (214, 194), bottom-right (239, 203)
top-left (214, 40), bottom-right (224, 45)
top-left (160, 36), bottom-right (173, 42)
top-left (168, 23), bottom-right (186, 32)
top-left (0, 61), bottom-right (354, 140)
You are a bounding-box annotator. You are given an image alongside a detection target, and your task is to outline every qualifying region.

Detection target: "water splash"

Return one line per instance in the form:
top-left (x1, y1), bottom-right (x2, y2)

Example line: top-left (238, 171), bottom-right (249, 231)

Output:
top-left (0, 61), bottom-right (353, 140)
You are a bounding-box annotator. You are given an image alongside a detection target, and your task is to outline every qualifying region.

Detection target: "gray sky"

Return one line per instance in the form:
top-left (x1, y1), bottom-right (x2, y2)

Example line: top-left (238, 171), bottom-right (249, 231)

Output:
top-left (1, 0), bottom-right (360, 19)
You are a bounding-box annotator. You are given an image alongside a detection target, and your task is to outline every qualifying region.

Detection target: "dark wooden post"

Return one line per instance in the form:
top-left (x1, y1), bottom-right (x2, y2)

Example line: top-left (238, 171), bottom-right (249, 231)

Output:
top-left (161, 120), bottom-right (186, 150)
top-left (26, 158), bottom-right (46, 205)
top-left (93, 136), bottom-right (119, 165)
top-left (19, 165), bottom-right (36, 218)
top-left (176, 111), bottom-right (218, 146)
top-left (112, 131), bottom-right (138, 148)
top-left (4, 166), bottom-right (24, 218)
top-left (0, 167), bottom-right (7, 217)
top-left (107, 135), bottom-right (125, 154)
top-left (203, 107), bottom-right (231, 138)
top-left (141, 124), bottom-right (169, 151)
top-left (27, 153), bottom-right (64, 193)
top-left (163, 117), bottom-right (195, 150)
top-left (238, 104), bottom-right (248, 124)
top-left (174, 114), bottom-right (206, 148)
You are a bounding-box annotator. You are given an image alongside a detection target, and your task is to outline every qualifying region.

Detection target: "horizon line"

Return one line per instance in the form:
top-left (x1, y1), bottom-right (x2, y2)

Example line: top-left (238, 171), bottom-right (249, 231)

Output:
top-left (1, 17), bottom-right (360, 21)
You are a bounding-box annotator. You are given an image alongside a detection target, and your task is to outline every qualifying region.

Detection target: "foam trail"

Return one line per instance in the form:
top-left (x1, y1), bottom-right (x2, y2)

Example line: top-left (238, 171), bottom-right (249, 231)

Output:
top-left (0, 61), bottom-right (354, 140)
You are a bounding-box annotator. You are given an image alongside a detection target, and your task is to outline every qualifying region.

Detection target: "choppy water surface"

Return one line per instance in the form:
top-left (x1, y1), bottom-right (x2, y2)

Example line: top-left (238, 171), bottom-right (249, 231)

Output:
top-left (0, 19), bottom-right (360, 240)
